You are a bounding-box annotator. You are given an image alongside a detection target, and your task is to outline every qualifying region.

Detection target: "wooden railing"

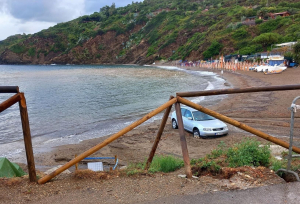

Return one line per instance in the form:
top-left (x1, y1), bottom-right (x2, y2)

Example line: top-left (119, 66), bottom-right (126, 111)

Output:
top-left (37, 84), bottom-right (300, 184)
top-left (0, 86), bottom-right (36, 182)
top-left (2, 85), bottom-right (300, 184)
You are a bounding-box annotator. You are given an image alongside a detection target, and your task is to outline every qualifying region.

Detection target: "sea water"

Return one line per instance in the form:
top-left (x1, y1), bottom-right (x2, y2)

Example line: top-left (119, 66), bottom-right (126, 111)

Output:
top-left (0, 64), bottom-right (228, 160)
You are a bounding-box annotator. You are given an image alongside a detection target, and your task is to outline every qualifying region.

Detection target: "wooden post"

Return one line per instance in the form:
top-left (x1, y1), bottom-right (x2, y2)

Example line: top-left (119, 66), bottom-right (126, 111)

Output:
top-left (75, 155), bottom-right (78, 170)
top-left (19, 93), bottom-right (37, 182)
top-left (177, 96), bottom-right (300, 154)
top-left (174, 102), bottom-right (192, 178)
top-left (0, 93), bottom-right (21, 113)
top-left (145, 96), bottom-right (174, 170)
top-left (38, 97), bottom-right (177, 184)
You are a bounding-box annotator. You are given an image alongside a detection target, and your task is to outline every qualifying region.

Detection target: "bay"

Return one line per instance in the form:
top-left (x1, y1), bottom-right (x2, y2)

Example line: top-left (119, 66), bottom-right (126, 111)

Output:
top-left (0, 64), bottom-right (228, 158)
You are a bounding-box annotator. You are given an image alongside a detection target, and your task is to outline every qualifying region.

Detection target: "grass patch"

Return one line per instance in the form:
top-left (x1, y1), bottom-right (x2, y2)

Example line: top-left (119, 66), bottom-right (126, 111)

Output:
top-left (226, 139), bottom-right (271, 167)
top-left (148, 155), bottom-right (184, 173)
top-left (192, 139), bottom-right (273, 176)
top-left (269, 157), bottom-right (285, 172)
top-left (125, 155), bottom-right (184, 176)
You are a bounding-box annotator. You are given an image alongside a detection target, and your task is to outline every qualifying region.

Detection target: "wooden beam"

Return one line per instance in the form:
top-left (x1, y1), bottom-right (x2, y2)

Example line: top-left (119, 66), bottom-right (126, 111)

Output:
top-left (19, 93), bottom-right (37, 182)
top-left (176, 84), bottom-right (300, 98)
top-left (144, 96), bottom-right (174, 170)
top-left (0, 86), bottom-right (19, 93)
top-left (0, 93), bottom-right (21, 113)
top-left (175, 102), bottom-right (192, 178)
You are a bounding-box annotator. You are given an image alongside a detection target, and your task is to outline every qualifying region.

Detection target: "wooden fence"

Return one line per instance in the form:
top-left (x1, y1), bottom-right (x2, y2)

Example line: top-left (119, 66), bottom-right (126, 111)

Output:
top-left (2, 85), bottom-right (300, 184)
top-left (37, 84), bottom-right (300, 184)
top-left (0, 86), bottom-right (36, 182)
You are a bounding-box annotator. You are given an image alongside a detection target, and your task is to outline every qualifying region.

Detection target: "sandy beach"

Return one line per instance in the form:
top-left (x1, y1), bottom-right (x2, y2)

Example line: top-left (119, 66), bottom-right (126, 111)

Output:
top-left (1, 65), bottom-right (300, 203)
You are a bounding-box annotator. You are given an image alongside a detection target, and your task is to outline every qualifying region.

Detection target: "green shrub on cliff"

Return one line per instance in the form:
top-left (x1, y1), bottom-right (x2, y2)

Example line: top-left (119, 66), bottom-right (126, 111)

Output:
top-left (10, 44), bottom-right (27, 54)
top-left (28, 47), bottom-right (36, 57)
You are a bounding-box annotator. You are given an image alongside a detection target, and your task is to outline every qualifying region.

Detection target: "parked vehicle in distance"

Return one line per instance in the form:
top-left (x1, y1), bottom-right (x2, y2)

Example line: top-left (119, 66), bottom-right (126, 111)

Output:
top-left (249, 65), bottom-right (259, 71)
top-left (255, 63), bottom-right (287, 72)
top-left (171, 106), bottom-right (228, 138)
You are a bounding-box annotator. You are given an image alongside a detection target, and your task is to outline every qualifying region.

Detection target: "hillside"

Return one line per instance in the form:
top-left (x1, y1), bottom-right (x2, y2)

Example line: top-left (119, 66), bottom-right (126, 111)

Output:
top-left (0, 0), bottom-right (300, 65)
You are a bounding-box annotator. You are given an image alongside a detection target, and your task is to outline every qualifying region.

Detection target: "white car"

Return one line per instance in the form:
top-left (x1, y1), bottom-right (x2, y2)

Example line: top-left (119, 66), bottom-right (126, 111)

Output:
top-left (171, 106), bottom-right (228, 138)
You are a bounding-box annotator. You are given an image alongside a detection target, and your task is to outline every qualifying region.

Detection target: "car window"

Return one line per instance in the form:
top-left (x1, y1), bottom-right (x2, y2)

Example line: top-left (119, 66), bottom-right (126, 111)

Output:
top-left (181, 108), bottom-right (186, 116)
top-left (184, 110), bottom-right (192, 118)
top-left (192, 111), bottom-right (215, 121)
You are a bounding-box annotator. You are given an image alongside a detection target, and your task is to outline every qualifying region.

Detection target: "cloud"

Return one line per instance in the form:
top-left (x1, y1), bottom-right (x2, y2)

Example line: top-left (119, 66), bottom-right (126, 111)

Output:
top-left (6, 0), bottom-right (85, 23)
top-left (0, 0), bottom-right (144, 41)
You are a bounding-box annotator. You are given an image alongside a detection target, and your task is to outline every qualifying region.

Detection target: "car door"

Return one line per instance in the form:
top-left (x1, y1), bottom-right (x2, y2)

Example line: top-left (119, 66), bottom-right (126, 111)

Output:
top-left (178, 108), bottom-right (187, 130)
top-left (183, 109), bottom-right (193, 132)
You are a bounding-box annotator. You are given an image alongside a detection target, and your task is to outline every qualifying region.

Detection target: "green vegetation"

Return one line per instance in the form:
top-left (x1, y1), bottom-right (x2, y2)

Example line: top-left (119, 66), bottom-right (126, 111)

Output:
top-left (148, 155), bottom-right (184, 173)
top-left (124, 139), bottom-right (300, 180)
top-left (10, 44), bottom-right (27, 54)
top-left (1, 0), bottom-right (300, 63)
top-left (293, 42), bottom-right (300, 62)
top-left (190, 139), bottom-right (273, 177)
top-left (203, 40), bottom-right (223, 59)
top-left (226, 139), bottom-right (270, 167)
top-left (125, 155), bottom-right (184, 176)
top-left (28, 47), bottom-right (36, 57)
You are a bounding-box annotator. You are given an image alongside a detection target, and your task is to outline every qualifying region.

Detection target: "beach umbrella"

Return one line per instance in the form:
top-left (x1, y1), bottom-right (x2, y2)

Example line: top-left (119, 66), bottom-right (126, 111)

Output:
top-left (0, 157), bottom-right (26, 178)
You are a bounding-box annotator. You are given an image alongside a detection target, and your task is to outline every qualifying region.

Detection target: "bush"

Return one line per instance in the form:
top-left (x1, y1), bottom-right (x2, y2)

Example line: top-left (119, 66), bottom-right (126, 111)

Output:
top-left (232, 28), bottom-right (248, 40)
top-left (252, 33), bottom-right (281, 48)
top-left (203, 40), bottom-right (223, 59)
top-left (270, 158), bottom-right (285, 172)
top-left (259, 18), bottom-right (282, 33)
top-left (27, 47), bottom-right (36, 57)
top-left (239, 44), bottom-right (263, 55)
top-left (148, 155), bottom-right (184, 173)
top-left (226, 139), bottom-right (271, 167)
top-left (255, 19), bottom-right (263, 24)
top-left (10, 44), bottom-right (27, 54)
top-left (147, 46), bottom-right (156, 57)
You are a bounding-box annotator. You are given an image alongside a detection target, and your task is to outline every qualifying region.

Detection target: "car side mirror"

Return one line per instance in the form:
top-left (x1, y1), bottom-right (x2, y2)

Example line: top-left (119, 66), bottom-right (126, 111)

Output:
top-left (187, 117), bottom-right (193, 120)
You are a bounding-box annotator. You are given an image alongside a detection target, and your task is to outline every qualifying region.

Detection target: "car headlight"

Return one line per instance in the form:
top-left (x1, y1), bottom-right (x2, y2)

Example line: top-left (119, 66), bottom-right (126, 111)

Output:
top-left (203, 128), bottom-right (212, 131)
top-left (223, 126), bottom-right (228, 130)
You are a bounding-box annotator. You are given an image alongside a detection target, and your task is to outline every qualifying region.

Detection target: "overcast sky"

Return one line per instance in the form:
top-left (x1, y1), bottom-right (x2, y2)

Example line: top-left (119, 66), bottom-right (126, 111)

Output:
top-left (0, 0), bottom-right (143, 41)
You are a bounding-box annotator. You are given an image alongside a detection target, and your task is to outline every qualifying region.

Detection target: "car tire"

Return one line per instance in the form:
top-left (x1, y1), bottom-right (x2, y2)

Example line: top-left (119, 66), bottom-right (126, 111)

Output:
top-left (172, 119), bottom-right (178, 129)
top-left (193, 128), bottom-right (200, 139)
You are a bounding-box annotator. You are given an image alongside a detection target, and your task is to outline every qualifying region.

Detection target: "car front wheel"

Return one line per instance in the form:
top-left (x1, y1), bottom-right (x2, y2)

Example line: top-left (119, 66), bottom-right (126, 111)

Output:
top-left (193, 128), bottom-right (200, 138)
top-left (172, 119), bottom-right (178, 129)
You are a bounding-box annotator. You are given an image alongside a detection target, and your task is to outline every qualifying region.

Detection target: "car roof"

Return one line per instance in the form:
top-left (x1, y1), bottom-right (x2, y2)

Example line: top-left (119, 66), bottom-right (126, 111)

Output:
top-left (181, 106), bottom-right (198, 112)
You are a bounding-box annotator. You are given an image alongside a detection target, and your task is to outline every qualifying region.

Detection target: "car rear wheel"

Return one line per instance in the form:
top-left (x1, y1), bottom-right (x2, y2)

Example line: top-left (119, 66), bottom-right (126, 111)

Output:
top-left (193, 129), bottom-right (200, 138)
top-left (172, 119), bottom-right (178, 129)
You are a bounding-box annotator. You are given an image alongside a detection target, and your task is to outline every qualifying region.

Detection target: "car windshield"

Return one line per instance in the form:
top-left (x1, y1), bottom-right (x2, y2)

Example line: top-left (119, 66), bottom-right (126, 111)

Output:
top-left (192, 111), bottom-right (215, 121)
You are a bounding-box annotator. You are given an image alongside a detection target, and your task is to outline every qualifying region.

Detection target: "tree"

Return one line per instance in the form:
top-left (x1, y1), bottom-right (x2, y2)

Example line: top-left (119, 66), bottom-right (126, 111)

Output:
top-left (293, 42), bottom-right (300, 63)
top-left (252, 33), bottom-right (281, 48)
top-left (257, 8), bottom-right (269, 19)
top-left (203, 40), bottom-right (223, 59)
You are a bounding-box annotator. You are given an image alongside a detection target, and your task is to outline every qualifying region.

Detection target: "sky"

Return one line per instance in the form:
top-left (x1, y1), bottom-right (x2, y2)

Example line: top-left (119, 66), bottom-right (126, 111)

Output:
top-left (0, 0), bottom-right (143, 41)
